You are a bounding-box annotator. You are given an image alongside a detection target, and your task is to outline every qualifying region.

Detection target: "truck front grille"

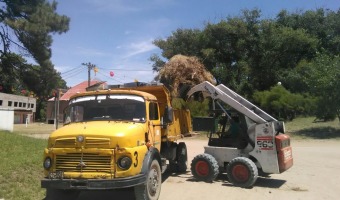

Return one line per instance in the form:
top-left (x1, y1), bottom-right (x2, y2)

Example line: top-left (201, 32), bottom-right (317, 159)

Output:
top-left (55, 137), bottom-right (75, 148)
top-left (85, 137), bottom-right (110, 148)
top-left (55, 153), bottom-right (113, 173)
top-left (54, 137), bottom-right (111, 148)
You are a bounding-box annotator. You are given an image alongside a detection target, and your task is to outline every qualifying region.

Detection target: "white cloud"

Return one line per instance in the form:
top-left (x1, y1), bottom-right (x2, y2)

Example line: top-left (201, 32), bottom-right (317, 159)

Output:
top-left (122, 39), bottom-right (158, 58)
top-left (124, 30), bottom-right (132, 35)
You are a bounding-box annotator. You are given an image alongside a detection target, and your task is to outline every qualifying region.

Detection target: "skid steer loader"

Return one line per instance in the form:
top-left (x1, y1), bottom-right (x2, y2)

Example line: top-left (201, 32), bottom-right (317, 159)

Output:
top-left (188, 81), bottom-right (293, 188)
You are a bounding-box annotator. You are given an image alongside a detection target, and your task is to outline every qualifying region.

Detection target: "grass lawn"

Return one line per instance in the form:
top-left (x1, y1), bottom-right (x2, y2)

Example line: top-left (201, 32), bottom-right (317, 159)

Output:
top-left (285, 117), bottom-right (340, 139)
top-left (0, 131), bottom-right (47, 200)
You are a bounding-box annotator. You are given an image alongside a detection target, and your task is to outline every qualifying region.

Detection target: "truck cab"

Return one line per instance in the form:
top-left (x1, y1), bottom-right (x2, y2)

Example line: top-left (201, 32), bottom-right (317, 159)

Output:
top-left (41, 83), bottom-right (191, 200)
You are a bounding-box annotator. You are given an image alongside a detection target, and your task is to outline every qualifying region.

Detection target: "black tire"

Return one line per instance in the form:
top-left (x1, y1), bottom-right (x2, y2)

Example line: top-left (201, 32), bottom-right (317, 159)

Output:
top-left (190, 153), bottom-right (219, 182)
top-left (45, 189), bottom-right (80, 200)
top-left (176, 142), bottom-right (188, 173)
top-left (226, 157), bottom-right (258, 188)
top-left (134, 160), bottom-right (162, 200)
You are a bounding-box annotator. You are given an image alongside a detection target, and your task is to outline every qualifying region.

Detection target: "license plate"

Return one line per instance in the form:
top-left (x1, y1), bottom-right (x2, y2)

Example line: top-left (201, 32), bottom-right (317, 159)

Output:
top-left (48, 171), bottom-right (64, 179)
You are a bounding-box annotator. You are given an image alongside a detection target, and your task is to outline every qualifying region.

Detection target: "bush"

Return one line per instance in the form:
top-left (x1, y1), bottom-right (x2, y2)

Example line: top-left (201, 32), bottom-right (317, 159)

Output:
top-left (253, 85), bottom-right (316, 120)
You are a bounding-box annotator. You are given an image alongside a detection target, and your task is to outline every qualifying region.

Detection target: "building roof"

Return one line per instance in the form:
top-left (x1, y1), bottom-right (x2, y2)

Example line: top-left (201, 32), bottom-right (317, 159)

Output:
top-left (49, 80), bottom-right (103, 101)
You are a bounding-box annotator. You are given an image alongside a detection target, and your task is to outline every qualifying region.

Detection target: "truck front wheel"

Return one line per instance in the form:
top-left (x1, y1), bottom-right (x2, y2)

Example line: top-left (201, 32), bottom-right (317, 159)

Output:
top-left (134, 159), bottom-right (162, 200)
top-left (45, 188), bottom-right (80, 200)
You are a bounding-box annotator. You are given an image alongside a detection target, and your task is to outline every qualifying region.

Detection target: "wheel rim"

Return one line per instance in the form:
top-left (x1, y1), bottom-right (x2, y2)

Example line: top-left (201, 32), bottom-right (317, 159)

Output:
top-left (147, 168), bottom-right (159, 196)
top-left (232, 164), bottom-right (249, 182)
top-left (195, 161), bottom-right (209, 177)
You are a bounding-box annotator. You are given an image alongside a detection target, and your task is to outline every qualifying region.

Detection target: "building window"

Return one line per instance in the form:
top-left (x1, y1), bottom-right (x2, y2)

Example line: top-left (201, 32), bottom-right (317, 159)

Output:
top-left (19, 102), bottom-right (22, 107)
top-left (0, 100), bottom-right (2, 106)
top-left (23, 103), bottom-right (26, 107)
top-left (8, 101), bottom-right (12, 107)
top-left (31, 104), bottom-right (34, 108)
top-left (14, 102), bottom-right (18, 107)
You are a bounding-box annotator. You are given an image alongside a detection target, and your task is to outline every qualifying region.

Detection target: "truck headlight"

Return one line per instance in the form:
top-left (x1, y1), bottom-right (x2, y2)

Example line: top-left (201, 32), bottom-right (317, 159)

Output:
top-left (44, 157), bottom-right (52, 169)
top-left (117, 156), bottom-right (132, 170)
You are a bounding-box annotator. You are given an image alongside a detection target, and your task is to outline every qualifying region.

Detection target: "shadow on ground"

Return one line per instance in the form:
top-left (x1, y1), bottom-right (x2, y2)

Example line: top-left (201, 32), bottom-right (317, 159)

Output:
top-left (294, 127), bottom-right (340, 139)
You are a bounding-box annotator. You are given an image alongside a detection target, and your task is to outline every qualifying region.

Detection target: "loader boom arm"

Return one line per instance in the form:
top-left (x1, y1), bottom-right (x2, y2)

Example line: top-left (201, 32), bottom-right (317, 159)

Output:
top-left (187, 81), bottom-right (278, 124)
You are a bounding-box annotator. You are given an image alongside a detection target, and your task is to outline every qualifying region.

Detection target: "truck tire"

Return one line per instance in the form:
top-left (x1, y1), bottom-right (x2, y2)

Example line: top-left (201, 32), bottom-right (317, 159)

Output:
top-left (176, 142), bottom-right (188, 173)
top-left (45, 189), bottom-right (80, 200)
top-left (134, 159), bottom-right (162, 200)
top-left (226, 157), bottom-right (258, 188)
top-left (191, 153), bottom-right (219, 182)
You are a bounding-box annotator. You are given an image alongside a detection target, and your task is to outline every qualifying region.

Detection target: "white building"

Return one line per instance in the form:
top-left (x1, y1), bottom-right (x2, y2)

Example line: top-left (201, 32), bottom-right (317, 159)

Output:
top-left (0, 92), bottom-right (36, 124)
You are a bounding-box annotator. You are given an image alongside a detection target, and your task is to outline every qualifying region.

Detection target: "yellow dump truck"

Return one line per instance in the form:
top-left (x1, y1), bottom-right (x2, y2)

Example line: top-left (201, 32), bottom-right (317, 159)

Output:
top-left (41, 82), bottom-right (191, 200)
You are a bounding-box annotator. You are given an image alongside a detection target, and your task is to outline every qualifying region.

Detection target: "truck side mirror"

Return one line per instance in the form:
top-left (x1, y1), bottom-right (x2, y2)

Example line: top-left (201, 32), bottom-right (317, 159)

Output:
top-left (63, 106), bottom-right (71, 125)
top-left (163, 106), bottom-right (173, 124)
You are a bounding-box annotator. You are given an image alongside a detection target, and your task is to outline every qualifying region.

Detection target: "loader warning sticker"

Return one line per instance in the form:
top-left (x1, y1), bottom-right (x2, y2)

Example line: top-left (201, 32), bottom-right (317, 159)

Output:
top-left (256, 136), bottom-right (274, 150)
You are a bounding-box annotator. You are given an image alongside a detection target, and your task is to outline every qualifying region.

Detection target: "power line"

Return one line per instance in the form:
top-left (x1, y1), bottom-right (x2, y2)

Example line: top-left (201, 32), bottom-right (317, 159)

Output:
top-left (60, 65), bottom-right (86, 75)
top-left (62, 67), bottom-right (87, 80)
top-left (96, 67), bottom-right (152, 72)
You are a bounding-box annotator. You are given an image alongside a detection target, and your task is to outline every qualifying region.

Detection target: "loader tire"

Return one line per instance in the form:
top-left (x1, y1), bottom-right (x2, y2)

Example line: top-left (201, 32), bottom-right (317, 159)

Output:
top-left (134, 160), bottom-right (162, 200)
top-left (227, 157), bottom-right (258, 188)
top-left (191, 153), bottom-right (219, 183)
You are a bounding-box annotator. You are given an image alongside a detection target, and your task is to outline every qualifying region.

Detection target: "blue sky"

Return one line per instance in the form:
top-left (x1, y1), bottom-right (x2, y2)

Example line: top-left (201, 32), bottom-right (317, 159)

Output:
top-left (48, 0), bottom-right (339, 87)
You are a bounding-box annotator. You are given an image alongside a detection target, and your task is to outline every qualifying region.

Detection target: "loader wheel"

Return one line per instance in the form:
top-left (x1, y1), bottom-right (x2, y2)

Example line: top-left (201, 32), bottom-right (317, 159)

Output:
top-left (227, 157), bottom-right (258, 188)
top-left (134, 160), bottom-right (162, 200)
top-left (191, 153), bottom-right (219, 182)
top-left (45, 189), bottom-right (80, 200)
top-left (176, 142), bottom-right (188, 173)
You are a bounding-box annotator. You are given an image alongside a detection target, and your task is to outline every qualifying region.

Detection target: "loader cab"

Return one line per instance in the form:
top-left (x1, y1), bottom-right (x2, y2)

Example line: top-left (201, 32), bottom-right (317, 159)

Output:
top-left (214, 110), bottom-right (251, 149)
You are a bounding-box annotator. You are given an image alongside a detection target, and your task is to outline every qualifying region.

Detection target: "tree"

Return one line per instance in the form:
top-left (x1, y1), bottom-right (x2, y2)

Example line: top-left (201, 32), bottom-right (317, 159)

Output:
top-left (276, 8), bottom-right (340, 56)
top-left (151, 9), bottom-right (318, 93)
top-left (0, 0), bottom-right (69, 120)
top-left (305, 54), bottom-right (340, 121)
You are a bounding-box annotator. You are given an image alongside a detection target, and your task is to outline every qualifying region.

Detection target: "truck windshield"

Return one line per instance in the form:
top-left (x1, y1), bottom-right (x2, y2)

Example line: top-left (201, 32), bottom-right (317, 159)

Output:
top-left (64, 94), bottom-right (146, 123)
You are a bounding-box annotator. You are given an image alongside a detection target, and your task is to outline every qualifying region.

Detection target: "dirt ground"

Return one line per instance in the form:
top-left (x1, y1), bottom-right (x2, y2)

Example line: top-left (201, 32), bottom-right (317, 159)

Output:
top-left (19, 124), bottom-right (339, 200)
top-left (66, 137), bottom-right (340, 200)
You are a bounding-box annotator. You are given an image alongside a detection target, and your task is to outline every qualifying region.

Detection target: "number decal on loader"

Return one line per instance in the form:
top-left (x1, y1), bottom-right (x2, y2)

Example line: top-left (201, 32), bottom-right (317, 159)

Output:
top-left (256, 136), bottom-right (274, 150)
top-left (134, 151), bottom-right (138, 167)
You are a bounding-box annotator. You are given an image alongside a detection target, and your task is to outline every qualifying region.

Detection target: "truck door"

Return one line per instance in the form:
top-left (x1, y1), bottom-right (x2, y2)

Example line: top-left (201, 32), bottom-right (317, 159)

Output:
top-left (148, 102), bottom-right (161, 150)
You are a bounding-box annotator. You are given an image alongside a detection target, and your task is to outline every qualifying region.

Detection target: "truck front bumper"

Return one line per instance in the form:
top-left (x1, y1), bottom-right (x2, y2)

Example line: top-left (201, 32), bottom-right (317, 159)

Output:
top-left (41, 174), bottom-right (146, 190)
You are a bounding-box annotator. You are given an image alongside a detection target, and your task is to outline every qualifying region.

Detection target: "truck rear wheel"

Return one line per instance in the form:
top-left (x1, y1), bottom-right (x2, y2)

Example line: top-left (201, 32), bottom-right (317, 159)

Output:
top-left (226, 157), bottom-right (258, 188)
top-left (134, 160), bottom-right (162, 200)
top-left (45, 188), bottom-right (80, 200)
top-left (191, 153), bottom-right (219, 182)
top-left (176, 142), bottom-right (188, 172)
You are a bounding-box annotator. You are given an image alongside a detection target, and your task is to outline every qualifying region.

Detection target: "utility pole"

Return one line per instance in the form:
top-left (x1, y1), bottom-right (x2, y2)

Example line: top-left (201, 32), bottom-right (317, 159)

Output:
top-left (82, 62), bottom-right (96, 87)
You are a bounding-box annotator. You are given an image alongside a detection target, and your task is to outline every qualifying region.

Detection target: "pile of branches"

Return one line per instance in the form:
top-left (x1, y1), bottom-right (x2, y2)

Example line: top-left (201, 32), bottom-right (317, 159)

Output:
top-left (157, 54), bottom-right (215, 98)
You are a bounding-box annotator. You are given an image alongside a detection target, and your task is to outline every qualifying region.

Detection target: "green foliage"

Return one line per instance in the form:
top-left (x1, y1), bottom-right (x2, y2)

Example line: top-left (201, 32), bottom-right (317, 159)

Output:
top-left (186, 99), bottom-right (210, 117)
top-left (282, 54), bottom-right (340, 121)
top-left (276, 8), bottom-right (340, 55)
top-left (151, 8), bottom-right (340, 121)
top-left (172, 98), bottom-right (210, 117)
top-left (0, 0), bottom-right (69, 120)
top-left (253, 85), bottom-right (316, 120)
